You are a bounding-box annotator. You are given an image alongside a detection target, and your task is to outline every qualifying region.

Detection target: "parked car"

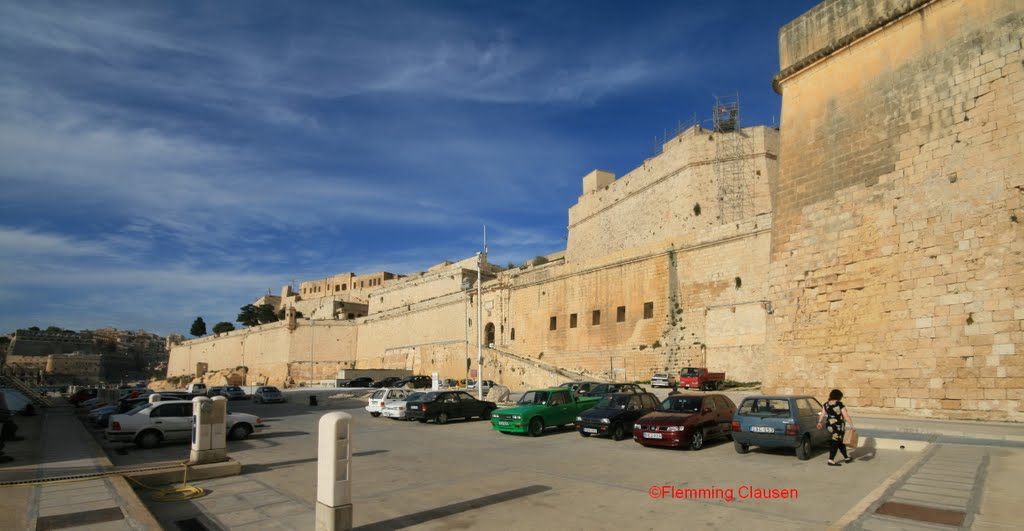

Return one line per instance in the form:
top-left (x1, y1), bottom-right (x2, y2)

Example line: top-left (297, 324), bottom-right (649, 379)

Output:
top-left (492, 388), bottom-right (601, 436)
top-left (438, 378), bottom-right (459, 389)
top-left (186, 383), bottom-right (207, 395)
top-left (106, 400), bottom-right (264, 449)
top-left (406, 391), bottom-right (497, 424)
top-left (466, 380), bottom-right (495, 393)
top-left (650, 373), bottom-right (672, 388)
top-left (365, 388), bottom-right (414, 417)
top-left (92, 397), bottom-right (149, 428)
top-left (558, 381), bottom-right (600, 397)
top-left (731, 395), bottom-right (829, 460)
top-left (221, 386), bottom-right (247, 400)
top-left (253, 386), bottom-right (285, 404)
top-left (342, 377), bottom-right (375, 388)
top-left (582, 382), bottom-right (646, 397)
top-left (372, 377), bottom-right (403, 388)
top-left (68, 388), bottom-right (98, 405)
top-left (633, 394), bottom-right (737, 450)
top-left (395, 375), bottom-right (433, 389)
top-left (576, 392), bottom-right (661, 440)
top-left (678, 367), bottom-right (726, 390)
top-left (381, 392), bottom-right (428, 420)
top-left (206, 386), bottom-right (225, 397)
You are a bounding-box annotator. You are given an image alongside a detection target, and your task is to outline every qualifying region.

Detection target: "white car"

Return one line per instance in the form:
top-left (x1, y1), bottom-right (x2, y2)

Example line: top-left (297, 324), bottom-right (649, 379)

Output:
top-left (381, 391), bottom-right (428, 420)
top-left (650, 373), bottom-right (672, 388)
top-left (366, 388), bottom-right (414, 417)
top-left (105, 400), bottom-right (263, 449)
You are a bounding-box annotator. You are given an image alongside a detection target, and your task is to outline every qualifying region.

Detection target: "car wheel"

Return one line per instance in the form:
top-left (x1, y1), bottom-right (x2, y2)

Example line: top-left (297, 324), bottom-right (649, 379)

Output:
top-left (254, 396), bottom-right (261, 404)
top-left (437, 412), bottom-right (449, 425)
top-left (690, 428), bottom-right (705, 450)
top-left (229, 423), bottom-right (252, 441)
top-left (481, 408), bottom-right (493, 420)
top-left (528, 417), bottom-right (544, 437)
top-left (371, 412), bottom-right (381, 417)
top-left (796, 435), bottom-right (812, 461)
top-left (734, 441), bottom-right (750, 454)
top-left (417, 419), bottom-right (427, 423)
top-left (135, 430), bottom-right (161, 449)
top-left (612, 423), bottom-right (625, 441)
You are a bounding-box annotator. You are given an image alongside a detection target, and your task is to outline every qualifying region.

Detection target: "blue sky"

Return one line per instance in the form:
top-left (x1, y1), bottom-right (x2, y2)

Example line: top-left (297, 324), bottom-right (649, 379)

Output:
top-left (0, 0), bottom-right (819, 337)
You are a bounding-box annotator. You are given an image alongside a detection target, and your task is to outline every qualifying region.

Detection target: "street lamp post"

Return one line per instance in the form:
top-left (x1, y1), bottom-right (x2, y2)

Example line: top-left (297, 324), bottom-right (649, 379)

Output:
top-left (476, 252), bottom-right (483, 400)
top-left (463, 278), bottom-right (471, 387)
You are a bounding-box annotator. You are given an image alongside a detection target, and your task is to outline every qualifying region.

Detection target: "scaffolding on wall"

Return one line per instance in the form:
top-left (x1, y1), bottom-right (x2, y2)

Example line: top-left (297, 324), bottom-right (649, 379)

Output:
top-left (712, 93), bottom-right (750, 224)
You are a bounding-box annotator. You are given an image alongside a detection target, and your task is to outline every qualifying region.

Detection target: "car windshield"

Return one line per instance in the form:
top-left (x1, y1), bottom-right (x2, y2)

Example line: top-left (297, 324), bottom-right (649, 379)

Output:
top-left (403, 392), bottom-right (426, 403)
top-left (261, 387), bottom-right (279, 393)
top-left (558, 383), bottom-right (574, 388)
top-left (226, 387), bottom-right (241, 392)
top-left (680, 368), bottom-right (701, 377)
top-left (657, 396), bottom-right (702, 413)
top-left (415, 392), bottom-right (438, 402)
top-left (125, 403), bottom-right (151, 416)
top-left (517, 391), bottom-right (549, 405)
top-left (371, 390), bottom-right (385, 399)
top-left (738, 399), bottom-right (792, 418)
top-left (596, 395), bottom-right (633, 409)
top-left (654, 373), bottom-right (668, 378)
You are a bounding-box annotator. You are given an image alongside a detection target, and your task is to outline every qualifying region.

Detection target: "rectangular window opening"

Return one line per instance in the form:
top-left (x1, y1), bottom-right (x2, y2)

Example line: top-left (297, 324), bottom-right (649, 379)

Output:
top-left (617, 306), bottom-right (626, 322)
top-left (592, 310), bottom-right (601, 326)
top-left (643, 302), bottom-right (654, 319)
top-left (570, 313), bottom-right (578, 328)
top-left (549, 316), bottom-right (557, 331)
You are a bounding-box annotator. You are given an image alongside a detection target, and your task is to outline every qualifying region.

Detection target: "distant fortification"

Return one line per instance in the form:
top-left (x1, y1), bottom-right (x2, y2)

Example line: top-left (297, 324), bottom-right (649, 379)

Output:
top-left (169, 0), bottom-right (1022, 421)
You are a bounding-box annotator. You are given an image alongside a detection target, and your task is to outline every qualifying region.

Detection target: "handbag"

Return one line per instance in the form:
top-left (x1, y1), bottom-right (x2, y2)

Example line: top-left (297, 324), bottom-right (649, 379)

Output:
top-left (843, 426), bottom-right (859, 448)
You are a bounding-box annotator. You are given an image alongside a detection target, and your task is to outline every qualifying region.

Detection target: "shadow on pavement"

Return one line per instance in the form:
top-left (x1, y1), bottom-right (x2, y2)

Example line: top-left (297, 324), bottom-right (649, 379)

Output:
top-left (355, 484), bottom-right (551, 531)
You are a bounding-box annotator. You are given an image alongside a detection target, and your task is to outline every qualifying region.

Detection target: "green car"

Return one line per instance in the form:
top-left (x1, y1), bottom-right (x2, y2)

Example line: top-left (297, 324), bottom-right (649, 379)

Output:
top-left (491, 388), bottom-right (601, 436)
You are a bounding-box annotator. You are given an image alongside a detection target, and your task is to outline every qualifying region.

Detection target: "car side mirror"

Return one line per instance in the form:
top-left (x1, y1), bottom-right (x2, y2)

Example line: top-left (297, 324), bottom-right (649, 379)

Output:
top-left (703, 407), bottom-right (712, 414)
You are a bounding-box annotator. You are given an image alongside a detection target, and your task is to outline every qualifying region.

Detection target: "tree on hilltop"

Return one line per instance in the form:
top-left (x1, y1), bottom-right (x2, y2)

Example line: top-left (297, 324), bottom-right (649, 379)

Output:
top-left (237, 304), bottom-right (260, 327)
top-left (190, 317), bottom-right (207, 337)
top-left (257, 304), bottom-right (279, 324)
top-left (212, 322), bottom-right (235, 335)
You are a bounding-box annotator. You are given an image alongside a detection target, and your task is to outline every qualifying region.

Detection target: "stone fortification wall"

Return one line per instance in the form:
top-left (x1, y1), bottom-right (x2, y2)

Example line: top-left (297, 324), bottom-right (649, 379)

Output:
top-left (499, 223), bottom-right (773, 383)
top-left (355, 294), bottom-right (471, 362)
top-left (167, 320), bottom-right (359, 386)
top-left (567, 126), bottom-right (778, 264)
top-left (372, 266), bottom-right (470, 314)
top-left (769, 0), bottom-right (1023, 420)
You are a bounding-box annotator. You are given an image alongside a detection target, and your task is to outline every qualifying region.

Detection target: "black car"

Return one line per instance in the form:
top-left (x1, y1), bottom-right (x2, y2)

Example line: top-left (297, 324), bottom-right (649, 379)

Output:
top-left (395, 375), bottom-right (433, 389)
top-left (372, 377), bottom-right (403, 388)
top-left (583, 383), bottom-right (646, 397)
top-left (406, 391), bottom-right (497, 424)
top-left (576, 392), bottom-right (660, 440)
top-left (342, 377), bottom-right (375, 388)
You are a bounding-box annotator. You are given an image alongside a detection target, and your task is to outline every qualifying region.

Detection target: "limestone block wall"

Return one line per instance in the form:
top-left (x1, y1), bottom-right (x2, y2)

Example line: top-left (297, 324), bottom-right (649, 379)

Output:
top-left (355, 295), bottom-right (470, 362)
top-left (769, 0), bottom-right (1023, 420)
top-left (372, 266), bottom-right (469, 314)
top-left (500, 225), bottom-right (773, 383)
top-left (567, 126), bottom-right (778, 264)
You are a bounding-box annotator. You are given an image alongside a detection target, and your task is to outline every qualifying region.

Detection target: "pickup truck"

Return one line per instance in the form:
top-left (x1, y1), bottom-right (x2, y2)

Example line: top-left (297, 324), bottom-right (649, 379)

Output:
top-left (491, 388), bottom-right (600, 436)
top-left (679, 367), bottom-right (726, 390)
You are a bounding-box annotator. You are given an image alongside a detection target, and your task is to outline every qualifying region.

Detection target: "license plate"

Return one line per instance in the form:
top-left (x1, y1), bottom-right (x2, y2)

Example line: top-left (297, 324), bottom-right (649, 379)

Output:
top-left (584, 428), bottom-right (598, 434)
top-left (643, 432), bottom-right (663, 439)
top-left (750, 426), bottom-right (775, 433)
top-left (498, 421), bottom-right (509, 426)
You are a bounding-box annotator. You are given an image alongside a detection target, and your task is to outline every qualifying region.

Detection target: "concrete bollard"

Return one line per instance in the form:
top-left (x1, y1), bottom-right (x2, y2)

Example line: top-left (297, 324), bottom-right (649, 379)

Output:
top-left (189, 396), bottom-right (228, 464)
top-left (316, 412), bottom-right (353, 531)
top-left (149, 394), bottom-right (162, 403)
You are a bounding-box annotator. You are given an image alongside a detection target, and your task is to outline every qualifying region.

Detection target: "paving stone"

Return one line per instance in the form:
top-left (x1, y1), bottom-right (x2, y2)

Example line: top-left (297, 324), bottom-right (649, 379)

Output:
top-left (211, 509), bottom-right (266, 527)
top-left (891, 489), bottom-right (970, 508)
top-left (38, 499), bottom-right (119, 518)
top-left (238, 488), bottom-right (293, 507)
top-left (860, 514), bottom-right (957, 531)
top-left (259, 500), bottom-right (312, 518)
top-left (898, 483), bottom-right (974, 498)
top-left (38, 489), bottom-right (114, 508)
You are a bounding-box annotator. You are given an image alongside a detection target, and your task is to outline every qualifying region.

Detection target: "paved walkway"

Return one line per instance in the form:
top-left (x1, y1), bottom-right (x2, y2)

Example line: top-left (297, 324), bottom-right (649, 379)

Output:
top-left (0, 404), bottom-right (160, 531)
top-left (3, 398), bottom-right (1022, 530)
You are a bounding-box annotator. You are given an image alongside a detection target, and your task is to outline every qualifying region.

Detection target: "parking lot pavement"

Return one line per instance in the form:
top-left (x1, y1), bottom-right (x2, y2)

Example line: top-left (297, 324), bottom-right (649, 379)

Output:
top-left (94, 396), bottom-right (924, 530)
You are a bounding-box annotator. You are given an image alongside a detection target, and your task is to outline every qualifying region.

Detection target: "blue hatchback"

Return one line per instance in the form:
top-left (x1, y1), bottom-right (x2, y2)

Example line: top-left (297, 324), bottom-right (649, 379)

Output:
top-left (731, 395), bottom-right (829, 460)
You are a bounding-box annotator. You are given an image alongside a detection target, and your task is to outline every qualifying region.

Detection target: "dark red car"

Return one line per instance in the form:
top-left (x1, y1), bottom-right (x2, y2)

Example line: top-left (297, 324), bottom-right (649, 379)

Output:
top-left (633, 394), bottom-right (737, 450)
top-left (68, 388), bottom-right (98, 405)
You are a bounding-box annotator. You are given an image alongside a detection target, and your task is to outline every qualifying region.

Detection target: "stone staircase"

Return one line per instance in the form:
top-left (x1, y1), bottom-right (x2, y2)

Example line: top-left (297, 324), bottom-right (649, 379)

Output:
top-left (485, 346), bottom-right (600, 383)
top-left (0, 375), bottom-right (54, 408)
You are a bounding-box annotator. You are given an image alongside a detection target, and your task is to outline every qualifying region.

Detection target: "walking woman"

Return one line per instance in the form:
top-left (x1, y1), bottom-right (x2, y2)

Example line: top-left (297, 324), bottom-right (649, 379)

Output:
top-left (817, 389), bottom-right (854, 466)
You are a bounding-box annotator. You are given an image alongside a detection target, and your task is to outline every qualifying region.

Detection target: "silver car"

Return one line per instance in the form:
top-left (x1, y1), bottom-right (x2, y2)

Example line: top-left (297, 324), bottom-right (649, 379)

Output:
top-left (381, 391), bottom-right (427, 420)
top-left (650, 373), bottom-right (672, 388)
top-left (221, 386), bottom-right (247, 400)
top-left (253, 386), bottom-right (285, 404)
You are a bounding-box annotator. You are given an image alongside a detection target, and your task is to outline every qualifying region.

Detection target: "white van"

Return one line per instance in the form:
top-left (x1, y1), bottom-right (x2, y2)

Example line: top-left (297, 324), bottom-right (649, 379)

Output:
top-left (186, 383), bottom-right (207, 395)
